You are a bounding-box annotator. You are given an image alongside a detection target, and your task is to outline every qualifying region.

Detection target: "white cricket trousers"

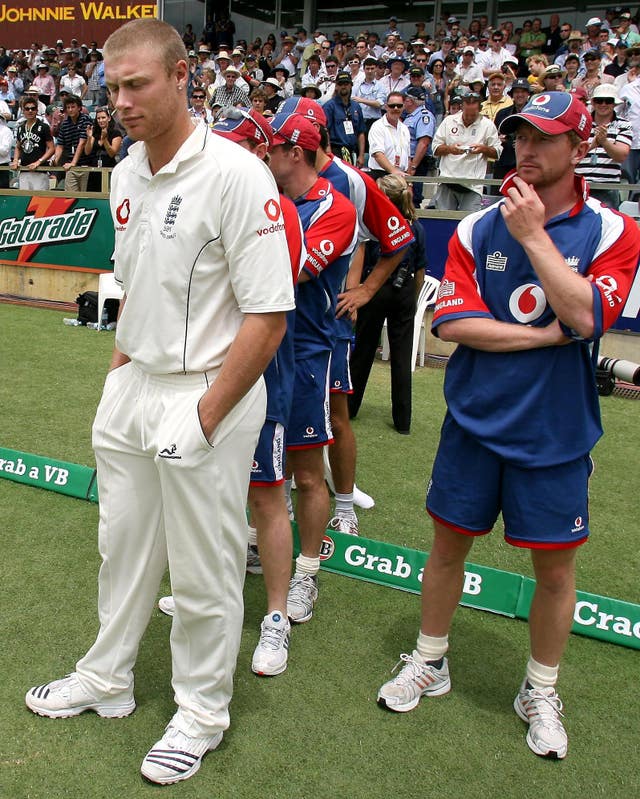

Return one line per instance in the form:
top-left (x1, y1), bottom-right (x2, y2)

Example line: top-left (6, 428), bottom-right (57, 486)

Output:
top-left (75, 361), bottom-right (266, 737)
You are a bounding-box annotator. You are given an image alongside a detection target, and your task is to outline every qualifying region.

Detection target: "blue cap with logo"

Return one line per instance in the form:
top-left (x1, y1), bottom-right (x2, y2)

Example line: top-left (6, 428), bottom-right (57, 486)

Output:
top-left (499, 91), bottom-right (591, 141)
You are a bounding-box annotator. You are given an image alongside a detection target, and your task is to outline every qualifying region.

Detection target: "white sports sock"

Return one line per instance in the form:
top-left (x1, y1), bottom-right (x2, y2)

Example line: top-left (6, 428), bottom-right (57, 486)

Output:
top-left (416, 632), bottom-right (449, 663)
top-left (526, 657), bottom-right (559, 689)
top-left (247, 525), bottom-right (257, 547)
top-left (295, 554), bottom-right (320, 576)
top-left (334, 491), bottom-right (355, 516)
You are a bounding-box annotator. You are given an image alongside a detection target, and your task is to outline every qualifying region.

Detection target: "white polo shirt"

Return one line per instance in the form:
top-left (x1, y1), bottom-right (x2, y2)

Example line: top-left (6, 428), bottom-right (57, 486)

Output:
top-left (111, 121), bottom-right (295, 375)
top-left (367, 113), bottom-right (411, 171)
top-left (432, 111), bottom-right (502, 194)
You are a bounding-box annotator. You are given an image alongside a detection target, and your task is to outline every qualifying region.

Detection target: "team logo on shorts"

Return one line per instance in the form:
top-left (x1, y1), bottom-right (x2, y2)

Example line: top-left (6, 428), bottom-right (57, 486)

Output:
top-left (571, 516), bottom-right (585, 533)
top-left (303, 426), bottom-right (317, 439)
top-left (508, 283), bottom-right (547, 323)
top-left (319, 535), bottom-right (335, 560)
top-left (251, 459), bottom-right (259, 472)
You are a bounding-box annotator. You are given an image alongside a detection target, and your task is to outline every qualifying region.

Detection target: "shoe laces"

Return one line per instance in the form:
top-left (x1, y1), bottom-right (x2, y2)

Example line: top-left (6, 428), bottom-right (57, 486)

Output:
top-left (259, 618), bottom-right (288, 651)
top-left (524, 687), bottom-right (565, 724)
top-left (288, 574), bottom-right (315, 602)
top-left (391, 653), bottom-right (429, 684)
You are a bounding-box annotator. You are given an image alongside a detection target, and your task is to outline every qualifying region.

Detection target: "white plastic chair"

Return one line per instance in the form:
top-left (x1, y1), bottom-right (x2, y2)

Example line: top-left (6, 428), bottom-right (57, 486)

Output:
top-left (381, 275), bottom-right (440, 370)
top-left (619, 200), bottom-right (640, 218)
top-left (96, 272), bottom-right (124, 330)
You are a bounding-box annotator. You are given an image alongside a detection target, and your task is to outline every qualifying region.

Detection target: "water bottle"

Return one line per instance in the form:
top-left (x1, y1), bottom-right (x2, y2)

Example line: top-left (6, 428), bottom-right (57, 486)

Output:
top-left (101, 306), bottom-right (109, 330)
top-left (63, 317), bottom-right (81, 326)
top-left (86, 321), bottom-right (99, 329)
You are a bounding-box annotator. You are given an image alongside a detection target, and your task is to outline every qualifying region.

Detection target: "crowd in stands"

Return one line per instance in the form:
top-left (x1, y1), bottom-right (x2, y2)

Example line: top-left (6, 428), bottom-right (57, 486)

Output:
top-left (2, 9), bottom-right (640, 205)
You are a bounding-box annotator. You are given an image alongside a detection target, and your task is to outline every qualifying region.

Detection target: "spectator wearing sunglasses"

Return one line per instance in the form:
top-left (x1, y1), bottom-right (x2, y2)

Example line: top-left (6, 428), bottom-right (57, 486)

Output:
top-left (367, 91), bottom-right (411, 179)
top-left (576, 84), bottom-right (631, 208)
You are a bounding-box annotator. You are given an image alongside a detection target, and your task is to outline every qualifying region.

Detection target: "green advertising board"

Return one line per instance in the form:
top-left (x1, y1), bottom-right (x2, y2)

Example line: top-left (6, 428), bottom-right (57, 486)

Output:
top-left (0, 193), bottom-right (114, 271)
top-left (1, 445), bottom-right (639, 651)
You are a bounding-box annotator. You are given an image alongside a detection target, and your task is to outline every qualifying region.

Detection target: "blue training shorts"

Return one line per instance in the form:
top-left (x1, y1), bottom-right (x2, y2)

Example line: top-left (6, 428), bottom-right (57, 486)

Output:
top-left (250, 420), bottom-right (286, 486)
top-left (330, 338), bottom-right (353, 394)
top-left (426, 412), bottom-right (593, 549)
top-left (286, 352), bottom-right (333, 449)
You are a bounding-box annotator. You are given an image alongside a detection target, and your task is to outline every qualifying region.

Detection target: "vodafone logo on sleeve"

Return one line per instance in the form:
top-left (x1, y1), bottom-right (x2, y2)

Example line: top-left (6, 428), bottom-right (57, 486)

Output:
top-left (115, 198), bottom-right (130, 231)
top-left (257, 198), bottom-right (285, 236)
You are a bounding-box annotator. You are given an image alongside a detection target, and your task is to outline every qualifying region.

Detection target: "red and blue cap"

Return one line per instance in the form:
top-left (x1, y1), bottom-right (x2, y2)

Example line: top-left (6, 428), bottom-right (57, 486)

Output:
top-left (499, 91), bottom-right (591, 141)
top-left (277, 95), bottom-right (327, 127)
top-left (269, 112), bottom-right (321, 151)
top-left (212, 109), bottom-right (274, 146)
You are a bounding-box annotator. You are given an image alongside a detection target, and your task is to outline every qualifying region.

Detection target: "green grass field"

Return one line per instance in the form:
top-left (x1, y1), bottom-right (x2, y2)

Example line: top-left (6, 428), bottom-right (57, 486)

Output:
top-left (1, 304), bottom-right (638, 799)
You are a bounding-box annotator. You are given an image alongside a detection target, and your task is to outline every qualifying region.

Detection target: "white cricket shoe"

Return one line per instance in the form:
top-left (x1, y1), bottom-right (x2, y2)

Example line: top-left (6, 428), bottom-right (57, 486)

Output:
top-left (251, 611), bottom-right (291, 676)
top-left (514, 681), bottom-right (568, 759)
top-left (141, 723), bottom-right (223, 784)
top-left (286, 573), bottom-right (318, 623)
top-left (377, 651), bottom-right (451, 712)
top-left (26, 673), bottom-right (135, 719)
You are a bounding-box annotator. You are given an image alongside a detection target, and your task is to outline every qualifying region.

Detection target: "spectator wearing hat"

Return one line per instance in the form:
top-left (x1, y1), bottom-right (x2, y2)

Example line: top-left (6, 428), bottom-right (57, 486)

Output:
top-left (554, 31), bottom-right (586, 72)
top-left (5, 64), bottom-right (24, 105)
top-left (262, 77), bottom-right (284, 114)
top-left (493, 78), bottom-right (534, 183)
top-left (53, 93), bottom-right (92, 191)
top-left (432, 92), bottom-right (501, 210)
top-left (540, 64), bottom-right (568, 93)
top-left (32, 62), bottom-right (55, 103)
top-left (367, 91), bottom-right (411, 179)
top-left (271, 64), bottom-right (295, 98)
top-left (352, 56), bottom-right (386, 134)
top-left (384, 16), bottom-right (402, 40)
top-left (210, 66), bottom-right (250, 108)
top-left (583, 18), bottom-right (605, 51)
top-left (429, 36), bottom-right (455, 67)
top-left (576, 83), bottom-right (631, 208)
top-left (481, 72), bottom-right (513, 123)
top-left (616, 12), bottom-right (640, 46)
top-left (456, 46), bottom-right (484, 87)
top-left (273, 35), bottom-right (299, 78)
top-left (563, 53), bottom-right (583, 88)
top-left (324, 70), bottom-right (366, 165)
top-left (379, 56), bottom-right (410, 95)
top-left (403, 86), bottom-right (436, 205)
top-left (196, 45), bottom-right (215, 72)
top-left (605, 40), bottom-right (632, 79)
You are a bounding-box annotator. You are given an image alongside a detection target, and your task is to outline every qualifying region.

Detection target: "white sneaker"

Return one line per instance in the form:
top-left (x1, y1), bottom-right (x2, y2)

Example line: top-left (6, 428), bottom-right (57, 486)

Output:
top-left (286, 573), bottom-right (318, 623)
top-left (328, 514), bottom-right (359, 536)
top-left (25, 673), bottom-right (135, 719)
top-left (246, 544), bottom-right (263, 574)
top-left (514, 681), bottom-right (568, 759)
top-left (141, 723), bottom-right (223, 784)
top-left (251, 611), bottom-right (291, 676)
top-left (158, 595), bottom-right (175, 616)
top-left (377, 651), bottom-right (451, 712)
